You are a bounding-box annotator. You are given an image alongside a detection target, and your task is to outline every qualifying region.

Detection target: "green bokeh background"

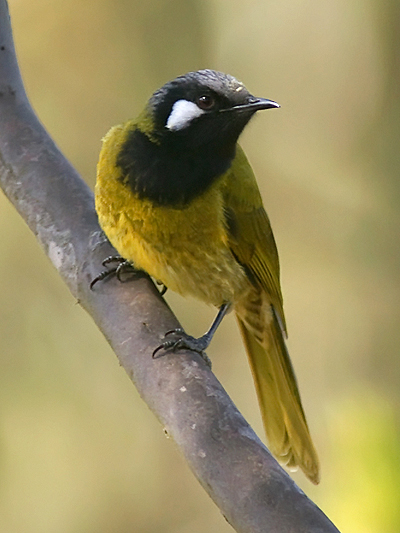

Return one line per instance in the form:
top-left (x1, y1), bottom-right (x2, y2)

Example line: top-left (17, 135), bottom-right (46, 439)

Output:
top-left (1, 1), bottom-right (400, 531)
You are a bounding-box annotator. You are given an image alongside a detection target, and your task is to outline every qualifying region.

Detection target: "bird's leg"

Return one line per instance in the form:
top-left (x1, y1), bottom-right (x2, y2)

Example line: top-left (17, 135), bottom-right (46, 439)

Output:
top-left (90, 255), bottom-right (137, 289)
top-left (153, 303), bottom-right (231, 365)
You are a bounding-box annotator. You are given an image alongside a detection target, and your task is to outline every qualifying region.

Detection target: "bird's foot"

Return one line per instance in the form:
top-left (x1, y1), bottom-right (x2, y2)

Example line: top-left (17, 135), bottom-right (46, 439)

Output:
top-left (153, 328), bottom-right (212, 368)
top-left (90, 256), bottom-right (137, 289)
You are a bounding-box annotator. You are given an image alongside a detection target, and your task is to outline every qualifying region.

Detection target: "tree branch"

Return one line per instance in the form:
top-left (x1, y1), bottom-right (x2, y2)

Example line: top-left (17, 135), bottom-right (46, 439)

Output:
top-left (0, 2), bottom-right (340, 532)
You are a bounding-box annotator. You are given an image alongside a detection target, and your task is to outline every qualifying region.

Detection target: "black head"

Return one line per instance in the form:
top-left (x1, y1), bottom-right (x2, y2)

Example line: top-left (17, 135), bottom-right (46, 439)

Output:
top-left (148, 69), bottom-right (279, 150)
top-left (117, 70), bottom-right (279, 206)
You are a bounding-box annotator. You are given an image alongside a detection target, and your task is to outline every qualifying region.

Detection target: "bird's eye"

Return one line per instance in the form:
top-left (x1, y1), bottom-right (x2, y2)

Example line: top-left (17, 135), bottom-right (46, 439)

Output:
top-left (196, 94), bottom-right (216, 110)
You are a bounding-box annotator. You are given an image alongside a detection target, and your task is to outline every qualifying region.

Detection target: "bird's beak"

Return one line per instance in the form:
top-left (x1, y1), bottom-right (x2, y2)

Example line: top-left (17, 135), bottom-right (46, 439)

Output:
top-left (219, 96), bottom-right (281, 113)
top-left (220, 97), bottom-right (280, 113)
top-left (247, 97), bottom-right (280, 110)
top-left (236, 97), bottom-right (280, 112)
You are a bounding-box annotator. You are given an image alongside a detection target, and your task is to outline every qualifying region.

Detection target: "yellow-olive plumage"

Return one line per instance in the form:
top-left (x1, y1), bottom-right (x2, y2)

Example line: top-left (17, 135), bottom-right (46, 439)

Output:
top-left (95, 70), bottom-right (320, 483)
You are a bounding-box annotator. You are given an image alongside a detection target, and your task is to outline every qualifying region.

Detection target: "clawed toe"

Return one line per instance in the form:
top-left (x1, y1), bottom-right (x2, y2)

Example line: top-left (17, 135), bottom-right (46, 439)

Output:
top-left (152, 330), bottom-right (212, 367)
top-left (90, 256), bottom-right (137, 289)
top-left (164, 328), bottom-right (184, 337)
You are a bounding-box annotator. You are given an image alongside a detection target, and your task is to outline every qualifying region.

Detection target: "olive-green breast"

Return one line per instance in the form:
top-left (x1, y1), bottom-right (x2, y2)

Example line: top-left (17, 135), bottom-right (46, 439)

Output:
top-left (95, 121), bottom-right (248, 306)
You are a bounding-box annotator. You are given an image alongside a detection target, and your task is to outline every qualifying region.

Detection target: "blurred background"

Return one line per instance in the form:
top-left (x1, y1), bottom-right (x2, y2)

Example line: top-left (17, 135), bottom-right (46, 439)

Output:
top-left (1, 0), bottom-right (400, 531)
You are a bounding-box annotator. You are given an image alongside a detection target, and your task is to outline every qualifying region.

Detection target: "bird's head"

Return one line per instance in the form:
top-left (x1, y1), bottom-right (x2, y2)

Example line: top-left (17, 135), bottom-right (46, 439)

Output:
top-left (145, 69), bottom-right (279, 151)
top-left (116, 70), bottom-right (279, 205)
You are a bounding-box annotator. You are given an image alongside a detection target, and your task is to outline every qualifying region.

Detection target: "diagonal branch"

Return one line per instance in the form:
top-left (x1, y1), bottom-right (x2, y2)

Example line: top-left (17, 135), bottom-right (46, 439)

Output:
top-left (0, 2), bottom-right (340, 532)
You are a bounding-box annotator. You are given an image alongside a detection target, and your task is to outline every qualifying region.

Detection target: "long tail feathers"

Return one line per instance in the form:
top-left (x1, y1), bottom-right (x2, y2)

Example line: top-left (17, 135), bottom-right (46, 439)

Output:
top-left (235, 296), bottom-right (320, 484)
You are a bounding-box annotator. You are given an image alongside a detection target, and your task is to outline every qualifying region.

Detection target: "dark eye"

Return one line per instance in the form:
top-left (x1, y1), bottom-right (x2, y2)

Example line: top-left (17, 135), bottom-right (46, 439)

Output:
top-left (196, 94), bottom-right (216, 110)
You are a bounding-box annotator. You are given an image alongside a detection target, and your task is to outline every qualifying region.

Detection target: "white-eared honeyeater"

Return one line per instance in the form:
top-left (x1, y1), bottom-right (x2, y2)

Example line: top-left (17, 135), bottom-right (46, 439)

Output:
top-left (94, 69), bottom-right (320, 483)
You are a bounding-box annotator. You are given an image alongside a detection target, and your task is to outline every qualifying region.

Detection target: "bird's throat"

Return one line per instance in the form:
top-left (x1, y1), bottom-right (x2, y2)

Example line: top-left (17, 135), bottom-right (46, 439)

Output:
top-left (116, 127), bottom-right (235, 207)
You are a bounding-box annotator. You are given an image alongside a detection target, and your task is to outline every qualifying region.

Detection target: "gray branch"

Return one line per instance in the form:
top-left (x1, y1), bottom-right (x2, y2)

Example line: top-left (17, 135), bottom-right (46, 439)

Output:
top-left (0, 2), bottom-right (340, 532)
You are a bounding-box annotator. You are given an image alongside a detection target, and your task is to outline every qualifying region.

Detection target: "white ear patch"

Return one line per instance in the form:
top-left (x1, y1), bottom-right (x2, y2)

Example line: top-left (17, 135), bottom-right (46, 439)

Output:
top-left (166, 99), bottom-right (205, 131)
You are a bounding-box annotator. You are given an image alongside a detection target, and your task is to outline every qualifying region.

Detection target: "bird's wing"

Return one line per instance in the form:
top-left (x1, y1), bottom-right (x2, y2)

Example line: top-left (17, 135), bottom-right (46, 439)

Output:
top-left (222, 143), bottom-right (286, 332)
top-left (222, 144), bottom-right (320, 483)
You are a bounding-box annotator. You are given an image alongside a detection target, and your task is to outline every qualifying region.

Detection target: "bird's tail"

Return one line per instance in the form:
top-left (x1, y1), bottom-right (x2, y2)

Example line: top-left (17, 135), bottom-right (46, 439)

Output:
top-left (235, 291), bottom-right (320, 484)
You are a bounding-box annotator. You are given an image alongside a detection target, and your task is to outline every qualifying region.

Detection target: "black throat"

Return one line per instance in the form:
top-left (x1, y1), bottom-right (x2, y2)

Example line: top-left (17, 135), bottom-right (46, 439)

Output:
top-left (116, 127), bottom-right (236, 207)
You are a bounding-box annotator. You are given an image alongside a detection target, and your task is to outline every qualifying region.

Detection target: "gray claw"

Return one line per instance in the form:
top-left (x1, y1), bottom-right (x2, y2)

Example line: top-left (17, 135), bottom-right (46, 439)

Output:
top-left (152, 331), bottom-right (212, 368)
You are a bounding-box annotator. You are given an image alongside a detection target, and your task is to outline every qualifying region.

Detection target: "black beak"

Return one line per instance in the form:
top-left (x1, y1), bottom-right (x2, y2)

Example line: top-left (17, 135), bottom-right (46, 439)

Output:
top-left (220, 97), bottom-right (280, 113)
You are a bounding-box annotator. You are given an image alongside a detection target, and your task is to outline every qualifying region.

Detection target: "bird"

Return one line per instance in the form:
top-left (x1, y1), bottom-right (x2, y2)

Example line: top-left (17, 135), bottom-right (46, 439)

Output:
top-left (94, 69), bottom-right (320, 484)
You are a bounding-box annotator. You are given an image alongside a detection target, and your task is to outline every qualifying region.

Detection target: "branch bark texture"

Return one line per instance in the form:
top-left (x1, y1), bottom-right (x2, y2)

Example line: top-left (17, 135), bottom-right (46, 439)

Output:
top-left (0, 3), bottom-right (340, 532)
